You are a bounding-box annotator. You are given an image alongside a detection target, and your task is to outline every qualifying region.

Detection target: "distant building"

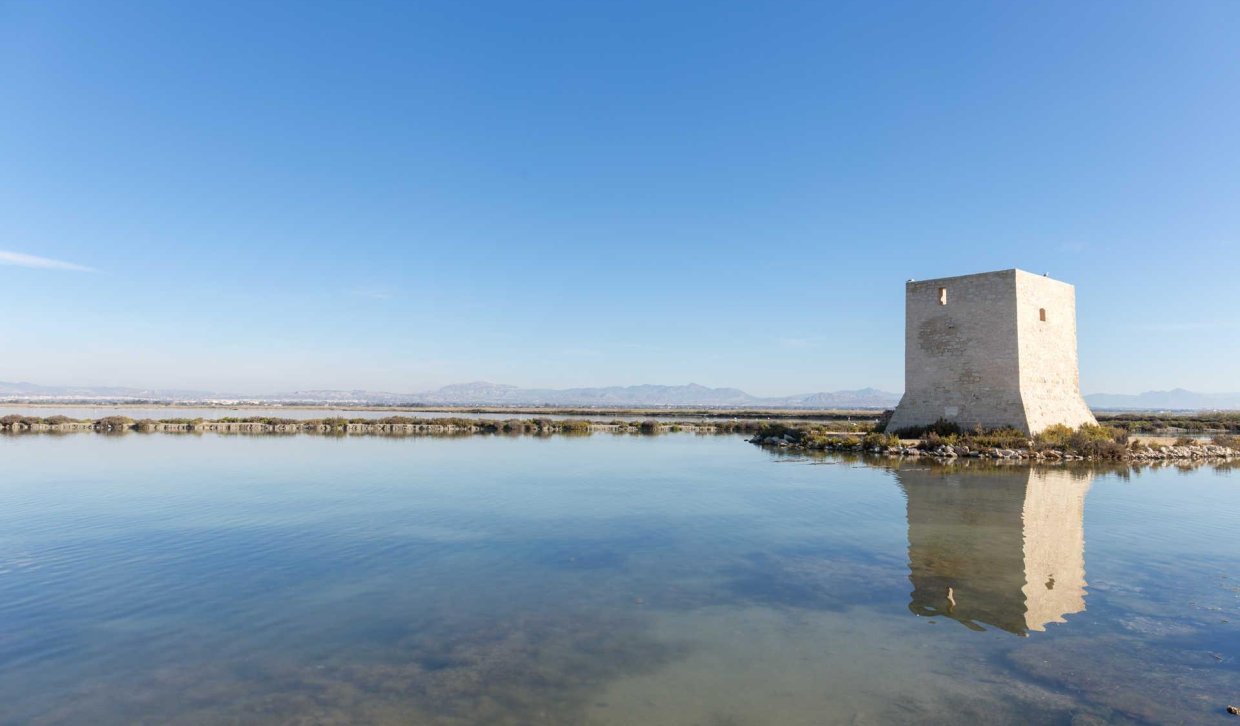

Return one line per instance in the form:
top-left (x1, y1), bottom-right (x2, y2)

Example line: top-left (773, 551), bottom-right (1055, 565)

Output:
top-left (897, 465), bottom-right (1092, 635)
top-left (885, 269), bottom-right (1096, 435)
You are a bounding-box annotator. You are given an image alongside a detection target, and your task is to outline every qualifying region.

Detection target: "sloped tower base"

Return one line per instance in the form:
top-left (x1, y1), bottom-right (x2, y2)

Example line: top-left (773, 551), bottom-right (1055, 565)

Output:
top-left (886, 389), bottom-right (1096, 436)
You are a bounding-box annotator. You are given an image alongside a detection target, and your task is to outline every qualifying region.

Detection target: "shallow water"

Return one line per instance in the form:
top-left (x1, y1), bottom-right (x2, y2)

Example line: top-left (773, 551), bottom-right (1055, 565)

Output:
top-left (0, 434), bottom-right (1236, 724)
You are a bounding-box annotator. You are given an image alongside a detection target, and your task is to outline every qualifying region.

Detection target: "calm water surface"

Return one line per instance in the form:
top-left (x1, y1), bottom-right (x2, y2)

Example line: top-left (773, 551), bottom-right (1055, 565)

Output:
top-left (0, 434), bottom-right (1237, 724)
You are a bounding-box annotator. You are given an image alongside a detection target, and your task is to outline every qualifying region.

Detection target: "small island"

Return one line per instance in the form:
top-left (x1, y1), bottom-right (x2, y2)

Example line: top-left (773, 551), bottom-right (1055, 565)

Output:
top-left (749, 419), bottom-right (1238, 463)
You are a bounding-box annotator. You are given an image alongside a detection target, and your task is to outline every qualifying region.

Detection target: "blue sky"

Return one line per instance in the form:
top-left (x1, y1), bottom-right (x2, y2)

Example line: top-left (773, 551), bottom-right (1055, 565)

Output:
top-left (2, 1), bottom-right (1238, 396)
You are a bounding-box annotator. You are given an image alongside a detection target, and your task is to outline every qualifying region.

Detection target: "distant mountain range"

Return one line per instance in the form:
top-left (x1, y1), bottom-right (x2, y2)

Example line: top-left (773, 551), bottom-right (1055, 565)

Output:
top-left (2, 380), bottom-right (1237, 411)
top-left (1083, 389), bottom-right (1240, 411)
top-left (0, 380), bottom-right (901, 409)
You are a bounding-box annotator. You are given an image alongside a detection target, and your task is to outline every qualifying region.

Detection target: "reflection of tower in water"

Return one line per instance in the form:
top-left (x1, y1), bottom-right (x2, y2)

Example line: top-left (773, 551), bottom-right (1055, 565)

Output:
top-left (896, 466), bottom-right (1093, 635)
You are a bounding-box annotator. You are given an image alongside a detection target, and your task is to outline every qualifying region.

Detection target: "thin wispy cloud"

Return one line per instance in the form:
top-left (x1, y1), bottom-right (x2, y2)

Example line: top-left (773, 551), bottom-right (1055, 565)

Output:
top-left (618, 342), bottom-right (663, 351)
top-left (777, 336), bottom-right (819, 349)
top-left (561, 347), bottom-right (602, 357)
top-left (1129, 320), bottom-right (1237, 333)
top-left (0, 250), bottom-right (95, 272)
top-left (349, 287), bottom-right (395, 301)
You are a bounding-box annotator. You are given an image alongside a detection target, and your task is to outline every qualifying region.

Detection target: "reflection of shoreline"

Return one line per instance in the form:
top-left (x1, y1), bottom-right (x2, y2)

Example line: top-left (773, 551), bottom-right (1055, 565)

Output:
top-left (768, 449), bottom-right (1239, 478)
top-left (896, 466), bottom-right (1093, 635)
top-left (0, 415), bottom-right (752, 437)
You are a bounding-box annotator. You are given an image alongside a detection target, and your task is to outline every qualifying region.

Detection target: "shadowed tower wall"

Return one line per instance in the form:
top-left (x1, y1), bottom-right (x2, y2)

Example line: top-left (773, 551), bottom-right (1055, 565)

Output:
top-left (885, 269), bottom-right (1096, 435)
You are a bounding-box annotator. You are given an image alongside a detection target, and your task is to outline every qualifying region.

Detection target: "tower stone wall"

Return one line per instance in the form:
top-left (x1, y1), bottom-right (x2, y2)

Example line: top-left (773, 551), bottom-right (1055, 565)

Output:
top-left (885, 269), bottom-right (1096, 435)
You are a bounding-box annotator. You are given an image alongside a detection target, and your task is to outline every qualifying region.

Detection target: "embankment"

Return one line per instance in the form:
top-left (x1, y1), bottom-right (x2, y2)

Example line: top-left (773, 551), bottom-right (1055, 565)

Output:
top-left (0, 414), bottom-right (765, 437)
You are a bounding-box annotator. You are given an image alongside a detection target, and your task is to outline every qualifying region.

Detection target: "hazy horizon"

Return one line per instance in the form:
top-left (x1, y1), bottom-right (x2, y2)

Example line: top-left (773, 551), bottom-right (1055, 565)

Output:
top-left (1, 376), bottom-right (1237, 403)
top-left (4, 2), bottom-right (1238, 396)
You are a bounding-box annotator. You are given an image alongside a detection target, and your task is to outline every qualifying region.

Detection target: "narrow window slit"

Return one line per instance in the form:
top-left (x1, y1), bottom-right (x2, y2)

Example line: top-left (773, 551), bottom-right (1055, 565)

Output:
top-left (1039, 308), bottom-right (1047, 322)
top-left (938, 287), bottom-right (947, 305)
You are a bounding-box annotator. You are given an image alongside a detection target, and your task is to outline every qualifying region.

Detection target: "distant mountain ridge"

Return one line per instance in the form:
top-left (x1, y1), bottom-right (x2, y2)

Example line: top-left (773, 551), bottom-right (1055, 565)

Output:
top-left (1083, 389), bottom-right (1240, 411)
top-left (3, 380), bottom-right (1238, 411)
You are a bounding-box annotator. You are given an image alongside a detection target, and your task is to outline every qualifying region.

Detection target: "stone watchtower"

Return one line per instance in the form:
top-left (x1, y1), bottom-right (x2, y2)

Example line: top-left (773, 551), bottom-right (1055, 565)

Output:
top-left (885, 269), bottom-right (1096, 435)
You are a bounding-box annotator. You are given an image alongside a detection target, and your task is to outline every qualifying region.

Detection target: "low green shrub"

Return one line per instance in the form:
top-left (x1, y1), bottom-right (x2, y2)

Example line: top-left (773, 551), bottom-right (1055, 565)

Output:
top-left (1081, 424), bottom-right (1127, 444)
top-left (753, 423), bottom-right (800, 441)
top-left (921, 431), bottom-right (959, 448)
top-left (1035, 423), bottom-right (1075, 449)
top-left (1068, 436), bottom-right (1128, 459)
top-left (862, 432), bottom-right (900, 449)
top-left (1035, 423), bottom-right (1126, 454)
top-left (894, 418), bottom-right (962, 439)
top-left (965, 427), bottom-right (1028, 450)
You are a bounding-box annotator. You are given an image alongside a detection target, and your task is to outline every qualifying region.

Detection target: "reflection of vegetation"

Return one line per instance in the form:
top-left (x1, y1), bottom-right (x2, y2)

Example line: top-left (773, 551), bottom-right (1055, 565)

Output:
top-left (0, 414), bottom-right (770, 439)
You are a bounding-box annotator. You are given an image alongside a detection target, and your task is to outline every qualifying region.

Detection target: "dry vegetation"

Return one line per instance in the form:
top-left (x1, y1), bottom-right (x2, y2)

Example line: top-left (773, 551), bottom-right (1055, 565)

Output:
top-left (754, 415), bottom-right (1237, 461)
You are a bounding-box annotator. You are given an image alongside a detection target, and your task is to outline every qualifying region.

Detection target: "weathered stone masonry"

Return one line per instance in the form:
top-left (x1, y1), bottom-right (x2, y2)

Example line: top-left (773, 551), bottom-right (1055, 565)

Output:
top-left (885, 269), bottom-right (1096, 435)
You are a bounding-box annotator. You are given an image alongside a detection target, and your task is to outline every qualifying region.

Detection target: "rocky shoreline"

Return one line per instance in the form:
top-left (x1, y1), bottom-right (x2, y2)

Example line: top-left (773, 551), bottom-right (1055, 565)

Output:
top-left (749, 433), bottom-right (1238, 462)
